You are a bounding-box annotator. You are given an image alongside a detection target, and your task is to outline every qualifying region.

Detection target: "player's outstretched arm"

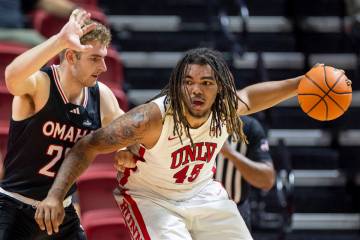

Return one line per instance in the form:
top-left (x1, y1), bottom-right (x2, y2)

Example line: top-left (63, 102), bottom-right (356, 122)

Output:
top-left (236, 76), bottom-right (302, 115)
top-left (5, 9), bottom-right (95, 96)
top-left (34, 102), bottom-right (162, 235)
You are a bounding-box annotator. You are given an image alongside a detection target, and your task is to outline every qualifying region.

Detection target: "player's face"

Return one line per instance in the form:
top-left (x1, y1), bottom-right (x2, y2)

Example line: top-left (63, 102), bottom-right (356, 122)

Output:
top-left (73, 40), bottom-right (108, 87)
top-left (182, 64), bottom-right (219, 124)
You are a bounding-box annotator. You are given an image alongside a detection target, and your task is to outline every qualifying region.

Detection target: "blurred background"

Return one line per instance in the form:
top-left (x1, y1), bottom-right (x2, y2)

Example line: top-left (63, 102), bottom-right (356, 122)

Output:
top-left (0, 0), bottom-right (359, 239)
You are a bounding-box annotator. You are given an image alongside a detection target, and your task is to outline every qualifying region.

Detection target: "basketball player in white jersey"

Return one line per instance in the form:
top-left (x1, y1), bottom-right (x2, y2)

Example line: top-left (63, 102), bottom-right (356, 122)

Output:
top-left (35, 48), bottom-right (313, 239)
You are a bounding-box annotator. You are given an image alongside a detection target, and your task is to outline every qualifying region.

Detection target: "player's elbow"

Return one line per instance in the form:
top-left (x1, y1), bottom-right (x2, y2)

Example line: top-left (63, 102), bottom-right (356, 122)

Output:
top-left (260, 169), bottom-right (276, 191)
top-left (236, 90), bottom-right (250, 115)
top-left (5, 65), bottom-right (17, 94)
top-left (263, 177), bottom-right (275, 191)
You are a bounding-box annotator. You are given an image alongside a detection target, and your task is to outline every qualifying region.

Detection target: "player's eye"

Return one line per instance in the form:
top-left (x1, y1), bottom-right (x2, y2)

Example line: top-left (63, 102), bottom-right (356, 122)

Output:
top-left (185, 80), bottom-right (192, 85)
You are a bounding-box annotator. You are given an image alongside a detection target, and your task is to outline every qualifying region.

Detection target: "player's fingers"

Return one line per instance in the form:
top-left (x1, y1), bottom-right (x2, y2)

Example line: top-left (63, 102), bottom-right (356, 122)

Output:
top-left (50, 208), bottom-right (59, 233)
top-left (128, 157), bottom-right (137, 168)
top-left (114, 160), bottom-right (121, 168)
top-left (77, 44), bottom-right (94, 52)
top-left (70, 9), bottom-right (81, 21)
top-left (78, 11), bottom-right (90, 25)
top-left (114, 163), bottom-right (125, 172)
top-left (75, 9), bottom-right (86, 22)
top-left (114, 152), bottom-right (126, 163)
top-left (58, 210), bottom-right (65, 228)
top-left (346, 78), bottom-right (352, 86)
top-left (121, 155), bottom-right (135, 168)
top-left (34, 207), bottom-right (46, 231)
top-left (44, 209), bottom-right (54, 235)
top-left (314, 63), bottom-right (325, 67)
top-left (114, 155), bottom-right (124, 165)
top-left (114, 156), bottom-right (136, 170)
top-left (82, 23), bottom-right (97, 35)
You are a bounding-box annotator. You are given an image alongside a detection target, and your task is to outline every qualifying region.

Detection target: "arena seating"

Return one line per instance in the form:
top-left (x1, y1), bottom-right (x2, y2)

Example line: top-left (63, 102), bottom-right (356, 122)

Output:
top-left (81, 209), bottom-right (131, 240)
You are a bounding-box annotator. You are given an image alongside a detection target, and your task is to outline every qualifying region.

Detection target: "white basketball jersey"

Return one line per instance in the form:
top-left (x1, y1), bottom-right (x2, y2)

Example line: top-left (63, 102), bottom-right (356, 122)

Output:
top-left (118, 96), bottom-right (229, 201)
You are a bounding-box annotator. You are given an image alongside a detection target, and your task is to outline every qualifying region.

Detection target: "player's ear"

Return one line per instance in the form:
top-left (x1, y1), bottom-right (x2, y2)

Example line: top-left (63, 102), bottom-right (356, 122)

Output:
top-left (64, 50), bottom-right (80, 64)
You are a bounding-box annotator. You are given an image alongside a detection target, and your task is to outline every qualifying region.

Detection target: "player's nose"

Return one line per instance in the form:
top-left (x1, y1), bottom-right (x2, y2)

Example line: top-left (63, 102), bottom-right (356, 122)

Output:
top-left (191, 83), bottom-right (203, 95)
top-left (99, 59), bottom-right (107, 72)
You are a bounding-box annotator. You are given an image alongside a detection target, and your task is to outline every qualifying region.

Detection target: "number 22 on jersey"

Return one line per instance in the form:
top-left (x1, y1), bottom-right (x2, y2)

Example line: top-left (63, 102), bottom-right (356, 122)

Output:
top-left (39, 144), bottom-right (70, 177)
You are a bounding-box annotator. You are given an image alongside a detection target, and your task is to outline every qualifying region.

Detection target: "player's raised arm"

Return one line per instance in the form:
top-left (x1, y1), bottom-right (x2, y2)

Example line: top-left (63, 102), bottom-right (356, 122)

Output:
top-left (5, 9), bottom-right (96, 96)
top-left (34, 102), bottom-right (162, 234)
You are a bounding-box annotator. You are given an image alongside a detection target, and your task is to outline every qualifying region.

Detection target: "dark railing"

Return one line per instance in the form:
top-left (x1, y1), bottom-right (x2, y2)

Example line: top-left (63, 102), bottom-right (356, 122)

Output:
top-left (217, 0), bottom-right (249, 58)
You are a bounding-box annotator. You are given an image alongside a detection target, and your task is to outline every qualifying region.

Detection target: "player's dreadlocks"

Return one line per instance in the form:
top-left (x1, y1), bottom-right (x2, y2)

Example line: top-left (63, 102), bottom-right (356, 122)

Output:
top-left (155, 48), bottom-right (249, 145)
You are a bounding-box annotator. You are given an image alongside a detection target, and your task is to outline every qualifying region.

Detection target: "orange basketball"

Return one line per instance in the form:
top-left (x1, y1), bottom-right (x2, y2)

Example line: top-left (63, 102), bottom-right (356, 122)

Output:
top-left (298, 65), bottom-right (352, 121)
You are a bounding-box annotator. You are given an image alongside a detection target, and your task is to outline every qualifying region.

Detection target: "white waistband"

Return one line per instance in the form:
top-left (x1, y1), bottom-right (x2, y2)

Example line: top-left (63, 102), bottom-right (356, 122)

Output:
top-left (0, 187), bottom-right (72, 208)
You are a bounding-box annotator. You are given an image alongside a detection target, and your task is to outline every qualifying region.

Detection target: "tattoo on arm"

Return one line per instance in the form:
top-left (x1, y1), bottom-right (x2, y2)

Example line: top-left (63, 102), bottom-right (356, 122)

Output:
top-left (90, 103), bottom-right (153, 150)
top-left (48, 103), bottom-right (158, 199)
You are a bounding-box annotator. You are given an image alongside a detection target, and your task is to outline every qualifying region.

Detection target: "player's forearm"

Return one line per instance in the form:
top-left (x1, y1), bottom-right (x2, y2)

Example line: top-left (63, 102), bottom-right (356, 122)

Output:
top-left (47, 106), bottom-right (155, 199)
top-left (37, 0), bottom-right (76, 18)
top-left (237, 76), bottom-right (302, 115)
top-left (5, 35), bottom-right (65, 91)
top-left (225, 151), bottom-right (275, 190)
top-left (47, 138), bottom-right (96, 200)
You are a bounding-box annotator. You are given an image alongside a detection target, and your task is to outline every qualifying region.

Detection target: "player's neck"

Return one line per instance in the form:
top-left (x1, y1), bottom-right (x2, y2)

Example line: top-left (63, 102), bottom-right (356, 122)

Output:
top-left (56, 65), bottom-right (85, 105)
top-left (185, 112), bottom-right (211, 129)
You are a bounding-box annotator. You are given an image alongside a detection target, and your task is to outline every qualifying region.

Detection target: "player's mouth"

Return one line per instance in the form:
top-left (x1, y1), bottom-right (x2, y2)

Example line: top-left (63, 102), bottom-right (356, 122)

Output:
top-left (191, 98), bottom-right (205, 109)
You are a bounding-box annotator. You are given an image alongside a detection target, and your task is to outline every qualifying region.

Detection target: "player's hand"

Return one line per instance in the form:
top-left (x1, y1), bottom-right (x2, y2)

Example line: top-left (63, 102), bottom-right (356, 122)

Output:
top-left (114, 149), bottom-right (137, 172)
top-left (310, 63), bottom-right (352, 86)
top-left (57, 9), bottom-right (97, 52)
top-left (34, 196), bottom-right (65, 235)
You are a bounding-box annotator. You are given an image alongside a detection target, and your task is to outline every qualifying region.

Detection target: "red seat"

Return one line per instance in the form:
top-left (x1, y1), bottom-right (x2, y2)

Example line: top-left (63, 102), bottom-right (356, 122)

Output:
top-left (101, 47), bottom-right (128, 110)
top-left (77, 169), bottom-right (118, 216)
top-left (82, 209), bottom-right (131, 240)
top-left (91, 152), bottom-right (116, 167)
top-left (0, 86), bottom-right (12, 132)
top-left (0, 123), bottom-right (8, 178)
top-left (100, 47), bottom-right (124, 88)
top-left (0, 42), bottom-right (29, 87)
top-left (32, 9), bottom-right (107, 39)
top-left (113, 88), bottom-right (128, 112)
top-left (0, 130), bottom-right (8, 158)
top-left (70, 0), bottom-right (99, 8)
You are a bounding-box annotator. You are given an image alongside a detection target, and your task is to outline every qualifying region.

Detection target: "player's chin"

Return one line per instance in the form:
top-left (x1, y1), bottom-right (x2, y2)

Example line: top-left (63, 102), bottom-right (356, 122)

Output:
top-left (189, 108), bottom-right (209, 118)
top-left (85, 79), bottom-right (97, 87)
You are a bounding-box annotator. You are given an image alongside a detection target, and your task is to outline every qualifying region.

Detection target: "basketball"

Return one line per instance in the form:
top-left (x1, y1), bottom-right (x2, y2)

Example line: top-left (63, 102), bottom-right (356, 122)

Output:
top-left (297, 65), bottom-right (352, 121)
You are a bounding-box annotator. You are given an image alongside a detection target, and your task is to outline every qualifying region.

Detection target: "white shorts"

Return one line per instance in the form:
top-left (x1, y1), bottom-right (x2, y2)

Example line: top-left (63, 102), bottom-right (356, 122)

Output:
top-left (114, 181), bottom-right (253, 240)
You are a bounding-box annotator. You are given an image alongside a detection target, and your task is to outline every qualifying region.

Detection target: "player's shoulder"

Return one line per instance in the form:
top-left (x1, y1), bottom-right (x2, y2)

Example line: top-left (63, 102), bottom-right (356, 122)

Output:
top-left (97, 81), bottom-right (112, 94)
top-left (97, 81), bottom-right (118, 103)
top-left (97, 81), bottom-right (124, 124)
top-left (148, 95), bottom-right (170, 118)
top-left (30, 70), bottom-right (51, 93)
top-left (36, 69), bottom-right (51, 82)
